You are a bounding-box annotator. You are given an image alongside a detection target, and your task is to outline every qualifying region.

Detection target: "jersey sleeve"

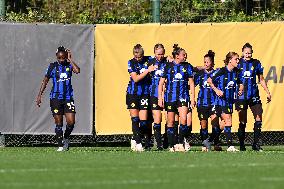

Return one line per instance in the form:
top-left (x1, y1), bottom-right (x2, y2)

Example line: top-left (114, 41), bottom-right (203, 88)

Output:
top-left (187, 63), bottom-right (193, 78)
top-left (194, 71), bottom-right (200, 87)
top-left (255, 61), bottom-right (264, 75)
top-left (45, 63), bottom-right (53, 79)
top-left (128, 60), bottom-right (136, 74)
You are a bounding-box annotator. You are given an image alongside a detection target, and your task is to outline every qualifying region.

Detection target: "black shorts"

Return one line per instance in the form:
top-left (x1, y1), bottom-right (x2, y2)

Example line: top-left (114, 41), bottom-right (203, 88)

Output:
top-left (235, 96), bottom-right (262, 111)
top-left (149, 96), bottom-right (162, 110)
top-left (165, 101), bottom-right (192, 113)
top-left (197, 106), bottom-right (215, 121)
top-left (126, 94), bottom-right (149, 110)
top-left (213, 105), bottom-right (233, 117)
top-left (50, 99), bottom-right (76, 115)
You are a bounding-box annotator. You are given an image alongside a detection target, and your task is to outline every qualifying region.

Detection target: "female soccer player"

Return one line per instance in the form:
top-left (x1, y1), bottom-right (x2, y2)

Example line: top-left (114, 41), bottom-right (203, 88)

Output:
top-left (126, 44), bottom-right (156, 152)
top-left (194, 50), bottom-right (222, 151)
top-left (148, 44), bottom-right (167, 150)
top-left (235, 43), bottom-right (271, 151)
top-left (158, 44), bottom-right (195, 152)
top-left (36, 46), bottom-right (80, 151)
top-left (207, 52), bottom-right (244, 152)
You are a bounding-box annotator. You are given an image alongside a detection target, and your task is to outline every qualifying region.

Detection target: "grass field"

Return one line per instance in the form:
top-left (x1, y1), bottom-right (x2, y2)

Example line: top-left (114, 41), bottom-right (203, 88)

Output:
top-left (0, 146), bottom-right (283, 189)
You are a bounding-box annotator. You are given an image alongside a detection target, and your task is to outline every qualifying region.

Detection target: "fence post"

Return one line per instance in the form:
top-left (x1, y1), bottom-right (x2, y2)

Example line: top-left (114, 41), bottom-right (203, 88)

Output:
top-left (0, 0), bottom-right (5, 19)
top-left (152, 0), bottom-right (160, 23)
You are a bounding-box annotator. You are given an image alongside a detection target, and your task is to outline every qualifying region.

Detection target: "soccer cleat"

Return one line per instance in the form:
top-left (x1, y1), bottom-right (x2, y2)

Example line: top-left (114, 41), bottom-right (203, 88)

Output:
top-left (57, 147), bottom-right (64, 152)
top-left (240, 145), bottom-right (246, 151)
top-left (63, 139), bottom-right (70, 151)
top-left (184, 138), bottom-right (191, 152)
top-left (252, 144), bottom-right (263, 152)
top-left (130, 139), bottom-right (137, 151)
top-left (213, 144), bottom-right (223, 151)
top-left (174, 144), bottom-right (185, 152)
top-left (135, 143), bottom-right (144, 152)
top-left (169, 147), bottom-right (175, 152)
top-left (202, 139), bottom-right (212, 151)
top-left (201, 146), bottom-right (208, 152)
top-left (227, 146), bottom-right (239, 152)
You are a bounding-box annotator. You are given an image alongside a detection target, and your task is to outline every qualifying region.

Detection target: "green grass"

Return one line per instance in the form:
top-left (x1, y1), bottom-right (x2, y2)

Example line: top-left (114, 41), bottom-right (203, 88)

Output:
top-left (0, 146), bottom-right (283, 189)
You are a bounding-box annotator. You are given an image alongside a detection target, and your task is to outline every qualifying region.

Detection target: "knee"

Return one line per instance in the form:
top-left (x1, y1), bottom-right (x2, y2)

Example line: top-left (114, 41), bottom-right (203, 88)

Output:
top-left (67, 120), bottom-right (75, 126)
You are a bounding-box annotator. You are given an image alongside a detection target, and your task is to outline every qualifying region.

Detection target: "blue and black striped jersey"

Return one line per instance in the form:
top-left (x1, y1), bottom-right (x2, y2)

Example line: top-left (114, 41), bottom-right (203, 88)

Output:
top-left (45, 61), bottom-right (74, 100)
top-left (162, 62), bottom-right (193, 103)
top-left (148, 57), bottom-right (167, 98)
top-left (236, 58), bottom-right (264, 100)
top-left (194, 69), bottom-right (216, 107)
top-left (211, 67), bottom-right (242, 107)
top-left (126, 56), bottom-right (152, 96)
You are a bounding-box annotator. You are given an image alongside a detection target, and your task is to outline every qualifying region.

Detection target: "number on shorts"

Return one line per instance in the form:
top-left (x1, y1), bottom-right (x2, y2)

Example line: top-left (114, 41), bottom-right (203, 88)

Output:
top-left (67, 102), bottom-right (75, 110)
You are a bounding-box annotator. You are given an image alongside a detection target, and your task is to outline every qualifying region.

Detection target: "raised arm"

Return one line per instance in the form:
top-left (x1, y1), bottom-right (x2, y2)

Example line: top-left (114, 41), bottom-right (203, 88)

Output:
top-left (130, 64), bottom-right (156, 83)
top-left (67, 49), bottom-right (80, 74)
top-left (207, 77), bottom-right (223, 97)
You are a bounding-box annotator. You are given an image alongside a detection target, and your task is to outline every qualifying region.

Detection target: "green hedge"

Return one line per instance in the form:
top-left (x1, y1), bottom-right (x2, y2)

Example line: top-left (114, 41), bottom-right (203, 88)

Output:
top-left (3, 0), bottom-right (284, 24)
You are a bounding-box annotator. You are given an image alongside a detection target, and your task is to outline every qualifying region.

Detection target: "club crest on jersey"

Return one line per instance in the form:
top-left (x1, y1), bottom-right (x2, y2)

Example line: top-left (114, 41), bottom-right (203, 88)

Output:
top-left (66, 67), bottom-right (70, 71)
top-left (225, 81), bottom-right (235, 89)
top-left (182, 68), bottom-right (187, 72)
top-left (54, 109), bottom-right (59, 113)
top-left (203, 81), bottom-right (211, 88)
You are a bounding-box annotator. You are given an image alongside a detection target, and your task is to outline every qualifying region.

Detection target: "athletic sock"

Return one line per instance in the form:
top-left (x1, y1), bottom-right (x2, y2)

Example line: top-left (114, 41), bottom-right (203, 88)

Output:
top-left (55, 125), bottom-right (63, 147)
top-left (174, 121), bottom-right (179, 145)
top-left (167, 127), bottom-right (175, 148)
top-left (64, 124), bottom-right (74, 139)
top-left (213, 126), bottom-right (222, 145)
top-left (131, 117), bottom-right (141, 144)
top-left (178, 124), bottom-right (188, 144)
top-left (200, 128), bottom-right (208, 142)
top-left (154, 123), bottom-right (162, 148)
top-left (224, 126), bottom-right (233, 147)
top-left (163, 123), bottom-right (168, 148)
top-left (253, 121), bottom-right (262, 145)
top-left (238, 123), bottom-right (246, 147)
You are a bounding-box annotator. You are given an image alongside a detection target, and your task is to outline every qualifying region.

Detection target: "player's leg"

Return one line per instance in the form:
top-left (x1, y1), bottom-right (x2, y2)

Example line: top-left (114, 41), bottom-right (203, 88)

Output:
top-left (236, 100), bottom-right (248, 151)
top-left (152, 109), bottom-right (162, 150)
top-left (221, 110), bottom-right (238, 151)
top-left (163, 110), bottom-right (169, 149)
top-left (250, 102), bottom-right (263, 151)
top-left (63, 112), bottom-right (75, 150)
top-left (166, 111), bottom-right (176, 151)
top-left (177, 105), bottom-right (189, 151)
top-left (50, 99), bottom-right (64, 150)
top-left (126, 94), bottom-right (142, 149)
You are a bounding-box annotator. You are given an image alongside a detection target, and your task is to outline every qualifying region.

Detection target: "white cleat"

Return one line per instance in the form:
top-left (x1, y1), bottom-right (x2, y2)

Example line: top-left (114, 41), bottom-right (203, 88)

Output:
top-left (227, 146), bottom-right (239, 152)
top-left (174, 144), bottom-right (185, 152)
top-left (57, 147), bottom-right (64, 152)
top-left (201, 146), bottom-right (208, 152)
top-left (169, 147), bottom-right (175, 152)
top-left (135, 143), bottom-right (144, 152)
top-left (130, 139), bottom-right (137, 151)
top-left (184, 138), bottom-right (191, 152)
top-left (63, 139), bottom-right (70, 151)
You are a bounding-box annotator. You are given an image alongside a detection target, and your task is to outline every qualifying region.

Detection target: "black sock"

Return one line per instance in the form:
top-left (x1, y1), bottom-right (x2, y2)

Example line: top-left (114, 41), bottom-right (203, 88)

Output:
top-left (131, 117), bottom-right (141, 144)
top-left (140, 120), bottom-right (148, 135)
top-left (224, 126), bottom-right (233, 147)
top-left (174, 121), bottom-right (179, 145)
top-left (55, 125), bottom-right (63, 147)
top-left (163, 123), bottom-right (168, 148)
top-left (253, 121), bottom-right (262, 145)
top-left (178, 124), bottom-right (188, 144)
top-left (167, 127), bottom-right (175, 148)
top-left (238, 123), bottom-right (246, 147)
top-left (200, 128), bottom-right (208, 141)
top-left (213, 126), bottom-right (222, 145)
top-left (186, 124), bottom-right (192, 139)
top-left (64, 124), bottom-right (74, 139)
top-left (154, 123), bottom-right (162, 148)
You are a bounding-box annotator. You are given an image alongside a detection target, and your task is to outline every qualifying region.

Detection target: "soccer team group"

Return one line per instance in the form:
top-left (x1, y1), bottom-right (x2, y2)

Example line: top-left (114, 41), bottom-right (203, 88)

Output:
top-left (126, 43), bottom-right (272, 152)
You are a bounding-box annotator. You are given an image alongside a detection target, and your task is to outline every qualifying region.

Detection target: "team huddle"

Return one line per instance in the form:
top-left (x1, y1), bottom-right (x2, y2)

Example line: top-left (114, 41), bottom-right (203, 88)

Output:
top-left (126, 43), bottom-right (272, 152)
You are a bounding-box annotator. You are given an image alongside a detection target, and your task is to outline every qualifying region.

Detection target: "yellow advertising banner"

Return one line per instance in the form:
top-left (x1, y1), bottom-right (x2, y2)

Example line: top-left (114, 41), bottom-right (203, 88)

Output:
top-left (95, 22), bottom-right (284, 135)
